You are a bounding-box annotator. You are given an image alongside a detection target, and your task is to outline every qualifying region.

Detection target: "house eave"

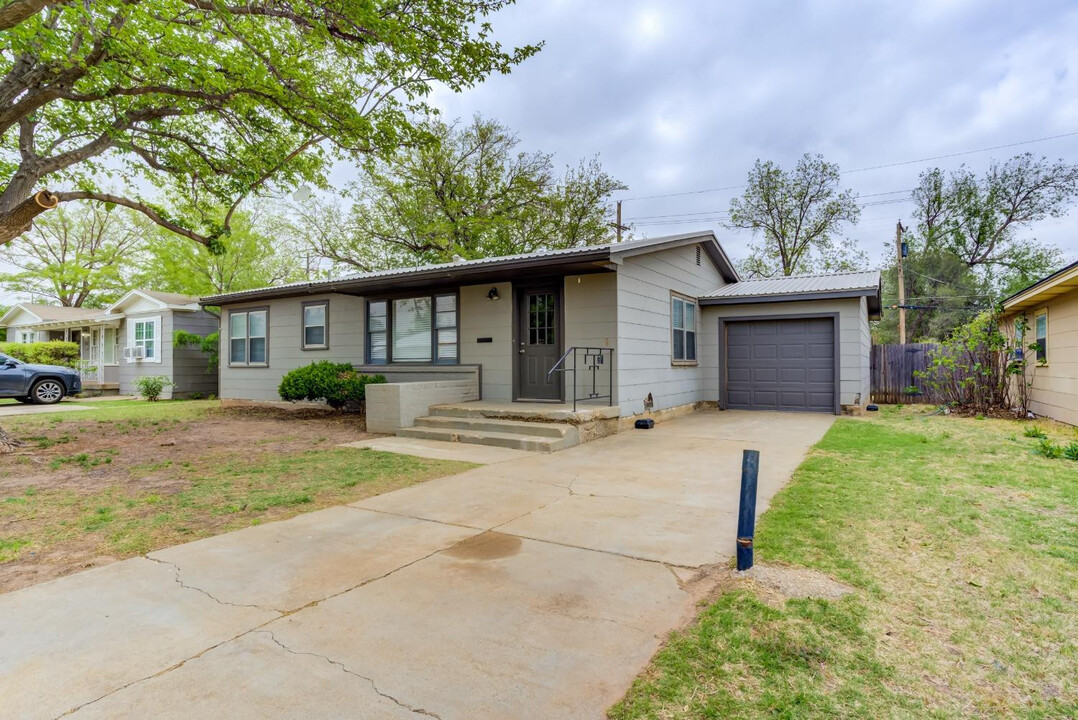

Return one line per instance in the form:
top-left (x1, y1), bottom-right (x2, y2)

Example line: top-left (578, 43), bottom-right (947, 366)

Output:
top-left (700, 287), bottom-right (882, 317)
top-left (200, 251), bottom-right (617, 306)
top-left (1001, 262), bottom-right (1078, 314)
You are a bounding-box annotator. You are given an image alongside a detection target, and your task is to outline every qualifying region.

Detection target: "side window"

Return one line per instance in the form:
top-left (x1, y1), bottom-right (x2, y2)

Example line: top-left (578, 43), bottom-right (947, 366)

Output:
top-left (1035, 310), bottom-right (1048, 364)
top-left (302, 302), bottom-right (328, 350)
top-left (672, 294), bottom-right (698, 364)
top-left (229, 309), bottom-right (269, 366)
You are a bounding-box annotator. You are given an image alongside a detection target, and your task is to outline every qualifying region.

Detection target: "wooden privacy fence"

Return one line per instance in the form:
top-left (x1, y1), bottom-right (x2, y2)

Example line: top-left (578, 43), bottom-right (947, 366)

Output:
top-left (871, 343), bottom-right (942, 404)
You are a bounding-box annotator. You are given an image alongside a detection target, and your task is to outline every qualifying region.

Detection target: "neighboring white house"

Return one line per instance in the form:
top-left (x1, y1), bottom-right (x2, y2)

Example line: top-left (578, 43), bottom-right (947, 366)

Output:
top-left (201, 231), bottom-right (881, 425)
top-left (0, 290), bottom-right (219, 398)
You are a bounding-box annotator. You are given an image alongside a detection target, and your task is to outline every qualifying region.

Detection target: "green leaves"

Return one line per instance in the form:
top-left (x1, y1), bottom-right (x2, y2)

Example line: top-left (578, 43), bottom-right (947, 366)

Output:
top-left (728, 154), bottom-right (862, 277)
top-left (1, 1), bottom-right (538, 245)
top-left (296, 115), bottom-right (625, 270)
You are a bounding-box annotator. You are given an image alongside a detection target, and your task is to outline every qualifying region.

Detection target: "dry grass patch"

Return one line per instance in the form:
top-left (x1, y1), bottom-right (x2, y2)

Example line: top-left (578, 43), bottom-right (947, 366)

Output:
top-left (0, 400), bottom-right (474, 593)
top-left (611, 406), bottom-right (1076, 719)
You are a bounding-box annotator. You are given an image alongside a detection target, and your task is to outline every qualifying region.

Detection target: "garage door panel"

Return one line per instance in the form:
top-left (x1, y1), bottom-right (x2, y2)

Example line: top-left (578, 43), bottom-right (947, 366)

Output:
top-left (725, 317), bottom-right (835, 413)
top-left (780, 367), bottom-right (806, 383)
top-left (752, 344), bottom-right (777, 359)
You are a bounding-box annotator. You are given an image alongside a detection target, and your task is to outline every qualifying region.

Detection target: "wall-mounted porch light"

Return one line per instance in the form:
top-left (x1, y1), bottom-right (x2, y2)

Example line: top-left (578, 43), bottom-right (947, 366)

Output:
top-left (487, 287), bottom-right (500, 301)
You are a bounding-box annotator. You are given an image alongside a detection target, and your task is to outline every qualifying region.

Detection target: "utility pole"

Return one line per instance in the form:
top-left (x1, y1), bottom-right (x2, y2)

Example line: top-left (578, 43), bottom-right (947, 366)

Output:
top-left (896, 221), bottom-right (907, 344)
top-left (612, 200), bottom-right (629, 243)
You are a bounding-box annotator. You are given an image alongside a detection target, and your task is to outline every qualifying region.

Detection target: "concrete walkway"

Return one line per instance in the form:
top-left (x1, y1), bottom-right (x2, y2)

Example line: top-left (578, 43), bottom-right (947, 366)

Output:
top-left (0, 410), bottom-right (835, 720)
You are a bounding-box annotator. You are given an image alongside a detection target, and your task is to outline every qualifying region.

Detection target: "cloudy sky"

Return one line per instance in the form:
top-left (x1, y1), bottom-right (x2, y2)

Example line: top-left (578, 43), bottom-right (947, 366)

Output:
top-left (415, 0), bottom-right (1078, 268)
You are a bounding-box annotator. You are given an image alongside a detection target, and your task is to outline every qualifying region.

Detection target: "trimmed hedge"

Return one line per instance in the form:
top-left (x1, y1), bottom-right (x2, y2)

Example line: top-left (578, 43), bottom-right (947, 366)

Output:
top-left (0, 341), bottom-right (80, 368)
top-left (278, 361), bottom-right (387, 410)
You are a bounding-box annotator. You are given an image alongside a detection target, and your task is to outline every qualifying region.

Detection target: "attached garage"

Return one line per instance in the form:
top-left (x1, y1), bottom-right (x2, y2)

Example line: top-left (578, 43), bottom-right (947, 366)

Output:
top-left (700, 271), bottom-right (882, 415)
top-left (723, 316), bottom-right (838, 413)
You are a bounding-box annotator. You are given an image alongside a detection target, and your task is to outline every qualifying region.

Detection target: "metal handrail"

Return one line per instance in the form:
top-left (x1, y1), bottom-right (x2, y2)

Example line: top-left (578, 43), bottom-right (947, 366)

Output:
top-left (546, 345), bottom-right (615, 411)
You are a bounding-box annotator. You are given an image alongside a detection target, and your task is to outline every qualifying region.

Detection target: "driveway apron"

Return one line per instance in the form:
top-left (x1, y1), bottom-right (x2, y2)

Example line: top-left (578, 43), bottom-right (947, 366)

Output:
top-left (0, 410), bottom-right (834, 720)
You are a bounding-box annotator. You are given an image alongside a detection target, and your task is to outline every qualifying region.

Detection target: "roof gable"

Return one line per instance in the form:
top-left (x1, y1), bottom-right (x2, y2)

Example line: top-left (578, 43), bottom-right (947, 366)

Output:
top-left (0, 304), bottom-right (43, 326)
top-left (107, 289), bottom-right (200, 314)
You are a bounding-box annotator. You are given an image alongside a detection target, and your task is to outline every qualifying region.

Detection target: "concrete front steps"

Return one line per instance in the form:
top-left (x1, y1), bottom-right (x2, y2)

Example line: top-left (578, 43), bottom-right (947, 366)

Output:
top-left (397, 401), bottom-right (621, 453)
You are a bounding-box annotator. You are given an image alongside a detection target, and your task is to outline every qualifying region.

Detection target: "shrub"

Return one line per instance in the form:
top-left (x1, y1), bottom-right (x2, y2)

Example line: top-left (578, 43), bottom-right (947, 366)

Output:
top-left (0, 341), bottom-right (80, 368)
top-left (133, 375), bottom-right (174, 402)
top-left (278, 361), bottom-right (387, 410)
top-left (915, 312), bottom-right (1023, 416)
top-left (1023, 425), bottom-right (1048, 439)
top-left (1034, 438), bottom-right (1063, 459)
top-left (1063, 442), bottom-right (1078, 462)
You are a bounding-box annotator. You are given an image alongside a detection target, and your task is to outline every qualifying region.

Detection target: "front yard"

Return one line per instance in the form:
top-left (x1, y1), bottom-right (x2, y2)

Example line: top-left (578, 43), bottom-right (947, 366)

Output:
top-left (612, 407), bottom-right (1077, 719)
top-left (0, 400), bottom-right (472, 594)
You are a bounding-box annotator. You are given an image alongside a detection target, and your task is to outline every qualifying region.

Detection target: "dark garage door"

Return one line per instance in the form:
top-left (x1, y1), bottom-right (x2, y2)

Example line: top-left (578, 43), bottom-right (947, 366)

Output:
top-left (725, 317), bottom-right (836, 413)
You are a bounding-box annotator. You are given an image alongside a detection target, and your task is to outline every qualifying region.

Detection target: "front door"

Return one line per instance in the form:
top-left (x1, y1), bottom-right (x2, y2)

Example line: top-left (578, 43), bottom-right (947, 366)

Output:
top-left (516, 286), bottom-right (562, 401)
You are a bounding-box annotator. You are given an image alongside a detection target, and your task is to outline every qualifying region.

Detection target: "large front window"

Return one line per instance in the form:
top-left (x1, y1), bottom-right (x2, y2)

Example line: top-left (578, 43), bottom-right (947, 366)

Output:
top-left (229, 309), bottom-right (268, 366)
top-left (367, 294), bottom-right (458, 364)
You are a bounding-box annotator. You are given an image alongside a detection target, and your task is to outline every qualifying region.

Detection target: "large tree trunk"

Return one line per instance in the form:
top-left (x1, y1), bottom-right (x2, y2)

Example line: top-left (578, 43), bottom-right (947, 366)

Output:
top-left (0, 190), bottom-right (58, 245)
top-left (0, 424), bottom-right (23, 453)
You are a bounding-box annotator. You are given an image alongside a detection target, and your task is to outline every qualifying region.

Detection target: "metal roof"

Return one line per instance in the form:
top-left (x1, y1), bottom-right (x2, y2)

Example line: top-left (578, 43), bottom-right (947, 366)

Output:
top-left (700, 270), bottom-right (880, 299)
top-left (699, 269), bottom-right (882, 317)
top-left (200, 231), bottom-right (739, 305)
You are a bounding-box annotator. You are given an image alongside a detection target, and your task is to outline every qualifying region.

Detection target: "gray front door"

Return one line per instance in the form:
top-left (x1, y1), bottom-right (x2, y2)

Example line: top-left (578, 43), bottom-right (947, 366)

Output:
top-left (725, 317), bottom-right (836, 413)
top-left (516, 287), bottom-right (561, 401)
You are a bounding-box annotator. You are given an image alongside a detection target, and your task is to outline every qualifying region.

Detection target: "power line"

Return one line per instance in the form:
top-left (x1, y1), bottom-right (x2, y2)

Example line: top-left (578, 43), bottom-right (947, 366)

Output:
top-left (618, 130), bottom-right (1078, 202)
top-left (843, 131), bottom-right (1078, 174)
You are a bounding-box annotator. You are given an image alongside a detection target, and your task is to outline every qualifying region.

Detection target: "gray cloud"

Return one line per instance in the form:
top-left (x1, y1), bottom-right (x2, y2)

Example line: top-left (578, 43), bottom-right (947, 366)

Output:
top-left (424, 0), bottom-right (1078, 267)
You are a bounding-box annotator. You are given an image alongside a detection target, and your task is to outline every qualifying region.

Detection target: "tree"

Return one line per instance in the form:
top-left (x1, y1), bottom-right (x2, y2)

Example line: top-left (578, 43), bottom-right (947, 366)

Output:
top-left (727, 154), bottom-right (862, 277)
top-left (310, 116), bottom-right (626, 269)
top-left (0, 1), bottom-right (537, 246)
top-left (0, 203), bottom-right (140, 306)
top-left (875, 156), bottom-right (1073, 341)
top-left (912, 155), bottom-right (1078, 279)
top-left (133, 206), bottom-right (303, 296)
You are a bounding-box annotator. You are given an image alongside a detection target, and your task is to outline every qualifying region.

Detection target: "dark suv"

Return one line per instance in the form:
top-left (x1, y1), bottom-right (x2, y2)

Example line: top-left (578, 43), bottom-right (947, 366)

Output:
top-left (0, 352), bottom-right (82, 404)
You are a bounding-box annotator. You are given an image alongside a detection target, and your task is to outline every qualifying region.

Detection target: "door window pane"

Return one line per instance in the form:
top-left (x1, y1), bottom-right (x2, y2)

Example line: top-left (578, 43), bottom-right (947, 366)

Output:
top-left (392, 297), bottom-right (432, 361)
top-left (528, 293), bottom-right (555, 346)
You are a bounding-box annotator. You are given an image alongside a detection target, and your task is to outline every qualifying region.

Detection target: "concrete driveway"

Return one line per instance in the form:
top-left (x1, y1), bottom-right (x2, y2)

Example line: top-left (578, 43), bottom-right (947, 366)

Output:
top-left (0, 410), bottom-right (835, 720)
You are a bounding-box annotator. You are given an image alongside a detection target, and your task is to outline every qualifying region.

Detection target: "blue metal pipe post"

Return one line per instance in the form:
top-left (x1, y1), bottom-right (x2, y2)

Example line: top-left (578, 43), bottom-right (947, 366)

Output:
top-left (736, 449), bottom-right (760, 571)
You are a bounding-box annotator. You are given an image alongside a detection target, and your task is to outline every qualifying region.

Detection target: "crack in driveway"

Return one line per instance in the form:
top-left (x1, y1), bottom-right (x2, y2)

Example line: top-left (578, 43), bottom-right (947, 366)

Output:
top-left (143, 556), bottom-right (275, 612)
top-left (258, 631), bottom-right (442, 719)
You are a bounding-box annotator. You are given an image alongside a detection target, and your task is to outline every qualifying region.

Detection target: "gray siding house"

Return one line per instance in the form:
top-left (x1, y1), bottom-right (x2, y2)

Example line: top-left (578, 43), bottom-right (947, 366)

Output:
top-left (202, 232), bottom-right (881, 437)
top-left (0, 290), bottom-right (219, 399)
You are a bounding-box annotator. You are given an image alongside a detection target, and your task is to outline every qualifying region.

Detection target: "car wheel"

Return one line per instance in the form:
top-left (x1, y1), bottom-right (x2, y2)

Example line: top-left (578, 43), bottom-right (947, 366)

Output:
top-left (30, 379), bottom-right (65, 405)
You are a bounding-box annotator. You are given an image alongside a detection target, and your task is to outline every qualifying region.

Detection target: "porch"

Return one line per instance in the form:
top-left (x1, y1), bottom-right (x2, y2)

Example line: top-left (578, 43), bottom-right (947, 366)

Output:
top-left (36, 319), bottom-right (121, 392)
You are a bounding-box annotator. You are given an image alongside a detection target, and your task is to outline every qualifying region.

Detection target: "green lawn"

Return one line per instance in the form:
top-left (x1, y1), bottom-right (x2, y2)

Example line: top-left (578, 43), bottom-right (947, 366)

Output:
top-left (611, 407), bottom-right (1077, 719)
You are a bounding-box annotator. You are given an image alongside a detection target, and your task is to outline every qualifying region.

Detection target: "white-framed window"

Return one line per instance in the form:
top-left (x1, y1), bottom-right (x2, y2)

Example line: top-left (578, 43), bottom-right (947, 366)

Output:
top-left (366, 293), bottom-right (458, 365)
top-left (1035, 309), bottom-right (1048, 364)
top-left (671, 294), bottom-right (698, 364)
top-left (302, 301), bottom-right (328, 350)
top-left (126, 316), bottom-right (161, 363)
top-left (19, 330), bottom-right (35, 344)
top-left (229, 308), bottom-right (268, 366)
top-left (133, 320), bottom-right (156, 360)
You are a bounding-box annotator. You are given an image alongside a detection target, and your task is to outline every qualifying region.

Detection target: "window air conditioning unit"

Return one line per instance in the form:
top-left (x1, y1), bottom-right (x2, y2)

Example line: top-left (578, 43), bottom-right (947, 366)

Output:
top-left (123, 346), bottom-right (145, 360)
